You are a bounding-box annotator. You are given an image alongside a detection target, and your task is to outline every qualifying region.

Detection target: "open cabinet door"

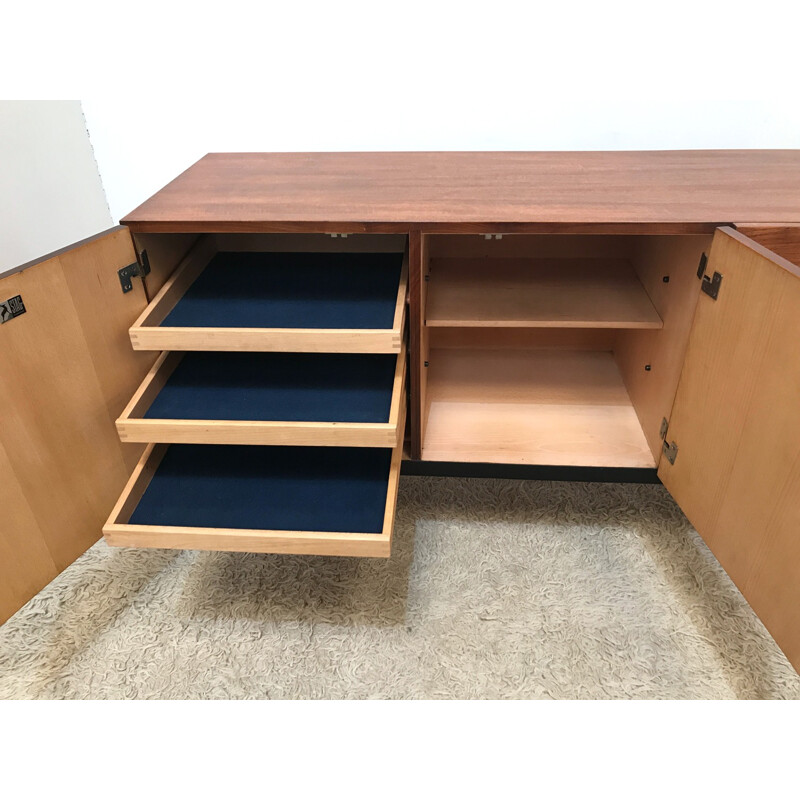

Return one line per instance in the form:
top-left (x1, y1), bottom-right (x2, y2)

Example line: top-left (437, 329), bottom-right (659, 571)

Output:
top-left (659, 227), bottom-right (800, 671)
top-left (0, 228), bottom-right (156, 625)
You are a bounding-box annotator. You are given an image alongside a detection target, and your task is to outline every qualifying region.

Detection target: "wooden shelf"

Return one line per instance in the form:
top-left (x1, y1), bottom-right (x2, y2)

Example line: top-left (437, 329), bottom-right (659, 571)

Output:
top-left (425, 258), bottom-right (663, 329)
top-left (422, 348), bottom-right (655, 468)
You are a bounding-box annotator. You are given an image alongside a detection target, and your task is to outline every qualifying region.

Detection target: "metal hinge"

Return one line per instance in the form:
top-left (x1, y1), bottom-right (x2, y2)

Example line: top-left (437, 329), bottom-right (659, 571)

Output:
top-left (696, 252), bottom-right (722, 300)
top-left (118, 250), bottom-right (151, 294)
top-left (660, 417), bottom-right (678, 465)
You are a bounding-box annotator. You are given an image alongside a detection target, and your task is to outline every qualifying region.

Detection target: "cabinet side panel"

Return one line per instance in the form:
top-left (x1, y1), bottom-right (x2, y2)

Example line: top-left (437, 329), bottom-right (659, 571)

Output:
top-left (615, 235), bottom-right (711, 458)
top-left (132, 232), bottom-right (201, 298)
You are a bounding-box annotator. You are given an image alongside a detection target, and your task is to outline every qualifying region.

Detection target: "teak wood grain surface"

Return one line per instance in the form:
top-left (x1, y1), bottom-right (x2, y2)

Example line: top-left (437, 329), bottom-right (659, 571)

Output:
top-left (122, 151), bottom-right (800, 233)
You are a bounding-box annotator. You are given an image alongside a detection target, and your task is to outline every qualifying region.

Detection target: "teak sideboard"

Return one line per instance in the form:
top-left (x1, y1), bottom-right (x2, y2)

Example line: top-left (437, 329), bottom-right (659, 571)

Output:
top-left (2, 151), bottom-right (799, 671)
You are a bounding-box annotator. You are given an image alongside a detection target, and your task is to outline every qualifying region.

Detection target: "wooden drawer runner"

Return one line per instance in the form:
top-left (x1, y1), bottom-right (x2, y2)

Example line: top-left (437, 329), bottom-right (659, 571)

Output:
top-left (129, 240), bottom-right (407, 353)
top-left (117, 346), bottom-right (406, 447)
top-left (104, 437), bottom-right (403, 558)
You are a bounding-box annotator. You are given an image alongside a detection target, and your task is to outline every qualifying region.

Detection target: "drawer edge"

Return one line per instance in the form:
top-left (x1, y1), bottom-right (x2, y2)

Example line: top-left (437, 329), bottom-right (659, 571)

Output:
top-left (103, 524), bottom-right (392, 558)
top-left (104, 437), bottom-right (403, 558)
top-left (116, 418), bottom-right (400, 448)
top-left (129, 327), bottom-right (402, 353)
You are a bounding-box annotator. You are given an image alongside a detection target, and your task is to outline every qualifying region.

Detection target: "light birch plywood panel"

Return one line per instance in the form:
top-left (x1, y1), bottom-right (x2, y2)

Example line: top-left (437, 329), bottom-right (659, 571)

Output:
top-left (614, 235), bottom-right (711, 458)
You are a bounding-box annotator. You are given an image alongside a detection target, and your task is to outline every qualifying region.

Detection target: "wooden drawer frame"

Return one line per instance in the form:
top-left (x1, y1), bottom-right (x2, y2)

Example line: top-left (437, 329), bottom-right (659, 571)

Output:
top-left (116, 345), bottom-right (407, 447)
top-left (128, 238), bottom-right (408, 353)
top-left (104, 407), bottom-right (404, 559)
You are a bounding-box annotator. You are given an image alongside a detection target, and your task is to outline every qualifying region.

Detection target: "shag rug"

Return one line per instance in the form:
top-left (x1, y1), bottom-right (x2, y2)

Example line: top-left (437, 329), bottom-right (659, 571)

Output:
top-left (1, 477), bottom-right (797, 700)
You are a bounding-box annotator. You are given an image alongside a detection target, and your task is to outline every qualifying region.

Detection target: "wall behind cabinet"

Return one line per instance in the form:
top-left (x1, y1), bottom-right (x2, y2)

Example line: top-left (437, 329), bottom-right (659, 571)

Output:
top-left (0, 101), bottom-right (112, 275)
top-left (80, 3), bottom-right (800, 222)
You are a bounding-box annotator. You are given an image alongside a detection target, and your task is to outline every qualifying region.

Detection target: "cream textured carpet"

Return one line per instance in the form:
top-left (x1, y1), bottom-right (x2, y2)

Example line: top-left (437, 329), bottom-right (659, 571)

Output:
top-left (1, 477), bottom-right (797, 699)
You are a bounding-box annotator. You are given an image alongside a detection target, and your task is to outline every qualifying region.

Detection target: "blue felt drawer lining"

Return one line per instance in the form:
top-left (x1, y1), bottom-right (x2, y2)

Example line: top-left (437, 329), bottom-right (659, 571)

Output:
top-left (128, 445), bottom-right (392, 534)
top-left (143, 352), bottom-right (397, 423)
top-left (161, 251), bottom-right (403, 330)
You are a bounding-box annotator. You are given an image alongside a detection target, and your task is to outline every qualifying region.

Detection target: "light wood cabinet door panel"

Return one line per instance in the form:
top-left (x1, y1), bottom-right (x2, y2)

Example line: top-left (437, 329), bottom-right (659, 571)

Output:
top-left (0, 228), bottom-right (154, 624)
top-left (660, 227), bottom-right (800, 671)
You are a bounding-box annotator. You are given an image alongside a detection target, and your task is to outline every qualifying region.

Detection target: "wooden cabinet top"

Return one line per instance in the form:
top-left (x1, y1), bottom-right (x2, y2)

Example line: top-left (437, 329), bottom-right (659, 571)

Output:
top-left (121, 150), bottom-right (800, 234)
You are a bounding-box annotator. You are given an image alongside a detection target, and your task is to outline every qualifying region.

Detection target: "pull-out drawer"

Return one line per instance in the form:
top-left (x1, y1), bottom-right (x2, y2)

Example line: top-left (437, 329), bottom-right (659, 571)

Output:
top-left (117, 346), bottom-right (406, 447)
top-left (104, 439), bottom-right (403, 558)
top-left (129, 239), bottom-right (407, 353)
